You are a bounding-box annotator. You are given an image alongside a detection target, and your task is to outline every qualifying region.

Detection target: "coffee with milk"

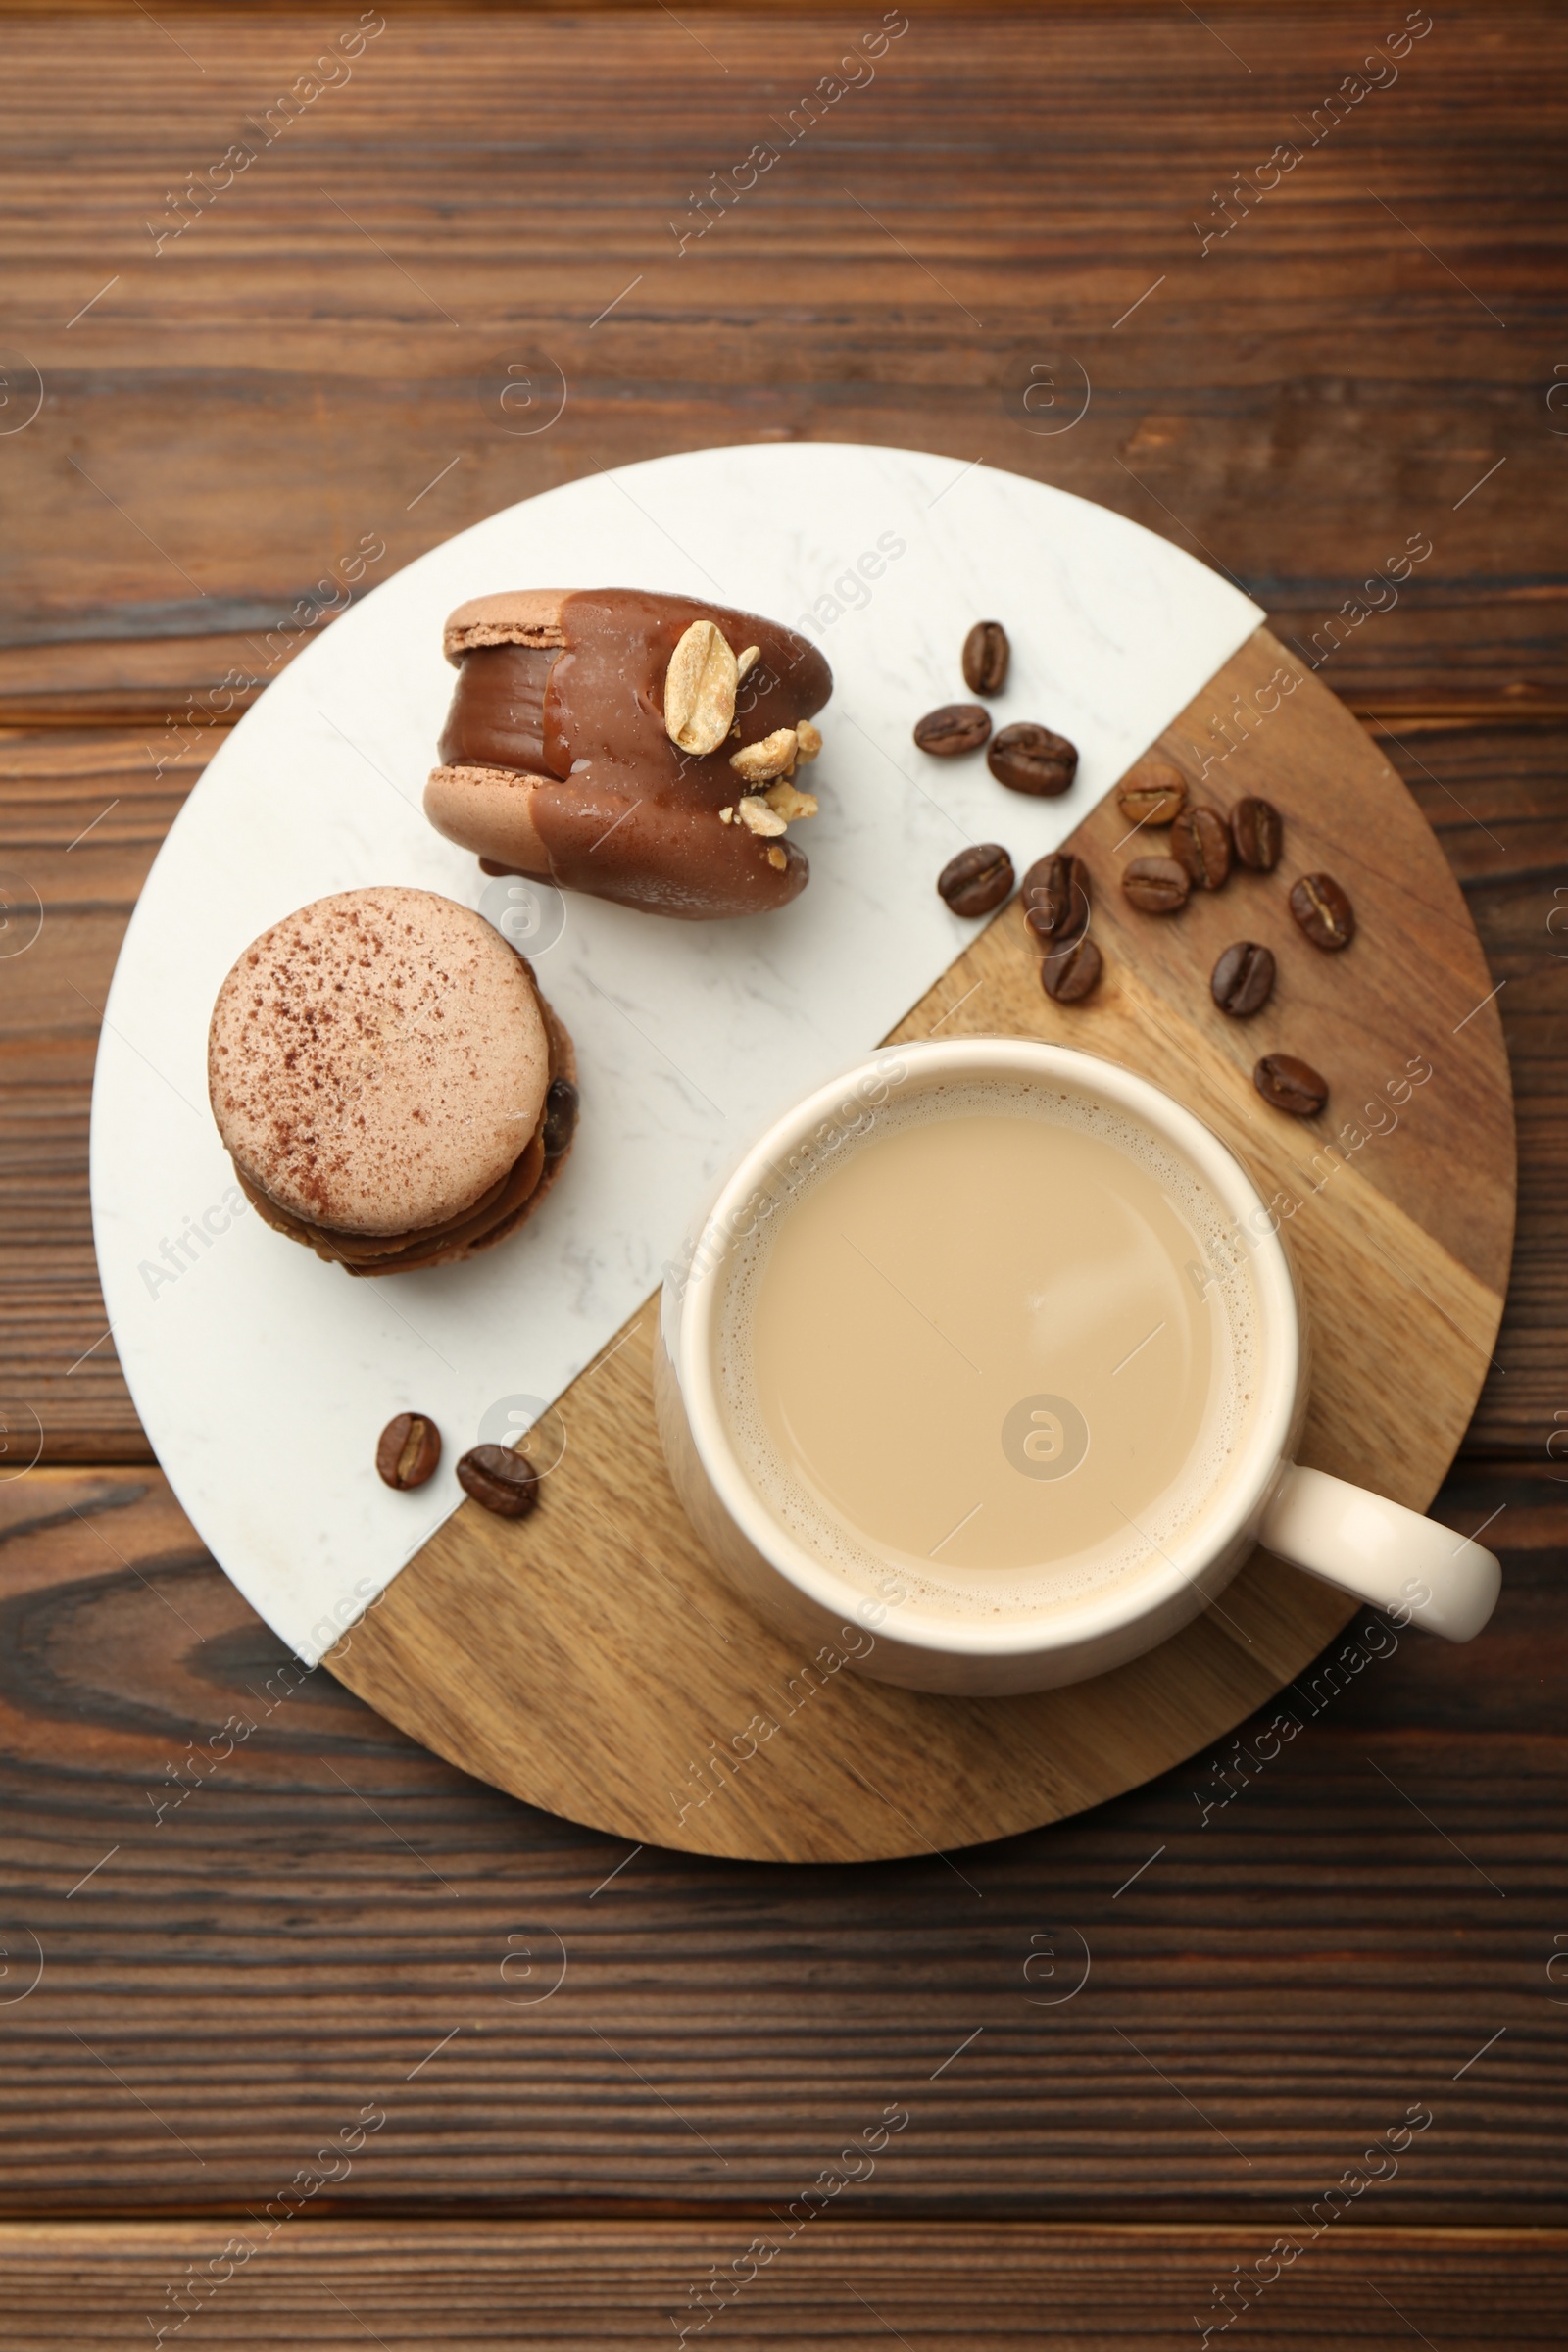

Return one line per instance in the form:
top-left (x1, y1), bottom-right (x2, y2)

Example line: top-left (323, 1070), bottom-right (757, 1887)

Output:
top-left (716, 1077), bottom-right (1261, 1624)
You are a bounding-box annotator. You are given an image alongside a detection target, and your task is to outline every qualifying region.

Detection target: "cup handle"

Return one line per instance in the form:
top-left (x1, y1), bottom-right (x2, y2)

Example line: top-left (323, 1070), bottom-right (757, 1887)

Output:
top-left (1259, 1464), bottom-right (1501, 1642)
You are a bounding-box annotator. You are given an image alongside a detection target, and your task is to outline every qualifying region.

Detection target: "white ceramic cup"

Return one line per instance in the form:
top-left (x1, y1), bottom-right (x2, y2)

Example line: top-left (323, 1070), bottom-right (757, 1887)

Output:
top-left (655, 1039), bottom-right (1501, 1695)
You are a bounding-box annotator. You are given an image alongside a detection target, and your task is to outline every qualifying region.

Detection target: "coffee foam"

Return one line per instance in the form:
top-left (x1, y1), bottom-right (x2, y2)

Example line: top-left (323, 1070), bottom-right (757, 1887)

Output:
top-left (714, 1076), bottom-right (1264, 1626)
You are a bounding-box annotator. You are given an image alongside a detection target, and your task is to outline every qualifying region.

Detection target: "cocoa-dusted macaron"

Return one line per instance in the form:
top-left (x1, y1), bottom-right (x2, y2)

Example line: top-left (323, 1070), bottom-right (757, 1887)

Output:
top-left (424, 589), bottom-right (833, 920)
top-left (208, 886), bottom-right (577, 1276)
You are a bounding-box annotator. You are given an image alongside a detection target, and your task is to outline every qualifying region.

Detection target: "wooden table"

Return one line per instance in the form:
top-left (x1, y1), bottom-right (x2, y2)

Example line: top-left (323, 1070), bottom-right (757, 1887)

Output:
top-left (1, 5), bottom-right (1563, 2341)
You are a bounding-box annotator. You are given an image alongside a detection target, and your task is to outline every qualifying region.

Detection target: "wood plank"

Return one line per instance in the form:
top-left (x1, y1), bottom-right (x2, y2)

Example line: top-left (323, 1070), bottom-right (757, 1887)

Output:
top-left (1, 2221), bottom-right (1566, 2347)
top-left (0, 729), bottom-right (201, 1460)
top-left (4, 353), bottom-right (1561, 677)
top-left (0, 1451), bottom-right (1560, 2218)
top-left (0, 5), bottom-right (1563, 707)
top-left (1405, 722), bottom-right (1568, 1462)
top-left (4, 357), bottom-right (1560, 709)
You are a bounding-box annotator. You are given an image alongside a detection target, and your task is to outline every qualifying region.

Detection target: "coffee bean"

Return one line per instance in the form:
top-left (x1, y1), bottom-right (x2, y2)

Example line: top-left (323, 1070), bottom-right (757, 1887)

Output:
top-left (1041, 935), bottom-right (1103, 1003)
top-left (988, 721), bottom-right (1079, 797)
top-left (457, 1443), bottom-right (541, 1519)
top-left (1122, 856), bottom-right (1190, 914)
top-left (1170, 805), bottom-right (1233, 891)
top-left (1290, 871), bottom-right (1356, 952)
top-left (542, 1076), bottom-right (578, 1158)
top-left (1211, 941), bottom-right (1276, 1018)
top-left (914, 703), bottom-right (991, 757)
top-left (1020, 851), bottom-right (1092, 945)
top-left (1231, 795), bottom-right (1283, 872)
top-left (375, 1411), bottom-right (442, 1492)
top-left (938, 842), bottom-right (1015, 917)
top-left (1254, 1054), bottom-right (1329, 1117)
top-left (1116, 757), bottom-right (1187, 829)
top-left (961, 620), bottom-right (1010, 696)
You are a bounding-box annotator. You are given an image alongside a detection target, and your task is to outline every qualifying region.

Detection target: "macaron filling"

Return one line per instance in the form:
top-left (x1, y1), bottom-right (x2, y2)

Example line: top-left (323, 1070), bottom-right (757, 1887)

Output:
top-left (438, 642), bottom-right (557, 776)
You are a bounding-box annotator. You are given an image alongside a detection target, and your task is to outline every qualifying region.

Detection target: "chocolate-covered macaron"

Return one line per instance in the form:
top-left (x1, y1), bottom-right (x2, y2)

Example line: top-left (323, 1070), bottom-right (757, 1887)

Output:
top-left (208, 886), bottom-right (575, 1275)
top-left (425, 589), bottom-right (833, 919)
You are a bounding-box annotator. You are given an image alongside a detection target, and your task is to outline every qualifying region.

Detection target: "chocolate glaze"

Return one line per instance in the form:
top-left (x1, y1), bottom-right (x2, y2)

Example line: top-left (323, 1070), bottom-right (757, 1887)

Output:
top-left (437, 589), bottom-right (832, 919)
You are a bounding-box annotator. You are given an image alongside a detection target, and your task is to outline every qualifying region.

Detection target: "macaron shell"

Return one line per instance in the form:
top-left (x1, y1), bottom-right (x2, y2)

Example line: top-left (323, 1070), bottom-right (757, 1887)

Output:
top-left (443, 588), bottom-right (567, 662)
top-left (229, 989), bottom-right (575, 1275)
top-left (424, 761), bottom-right (553, 877)
top-left (208, 886), bottom-right (550, 1236)
top-left (424, 762), bottom-right (809, 920)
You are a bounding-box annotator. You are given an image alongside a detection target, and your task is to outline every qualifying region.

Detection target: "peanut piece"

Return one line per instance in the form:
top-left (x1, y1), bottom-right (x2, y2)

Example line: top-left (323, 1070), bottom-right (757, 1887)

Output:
top-left (764, 779), bottom-right (818, 823)
top-left (664, 619), bottom-right (739, 756)
top-left (737, 795), bottom-right (787, 837)
top-left (730, 727), bottom-right (798, 785)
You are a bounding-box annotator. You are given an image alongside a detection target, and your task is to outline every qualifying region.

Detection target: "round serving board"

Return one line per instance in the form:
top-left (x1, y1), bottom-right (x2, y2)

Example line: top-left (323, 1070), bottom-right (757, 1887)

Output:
top-left (325, 625), bottom-right (1513, 1862)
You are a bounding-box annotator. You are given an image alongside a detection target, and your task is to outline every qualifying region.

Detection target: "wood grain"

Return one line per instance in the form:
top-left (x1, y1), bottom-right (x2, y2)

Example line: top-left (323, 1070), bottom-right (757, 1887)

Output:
top-left (0, 0), bottom-right (1562, 2300)
top-left (0, 1461), bottom-right (1561, 2217)
top-left (323, 628), bottom-right (1511, 1861)
top-left (2, 2221), bottom-right (1566, 2346)
top-left (1, 5), bottom-right (1564, 701)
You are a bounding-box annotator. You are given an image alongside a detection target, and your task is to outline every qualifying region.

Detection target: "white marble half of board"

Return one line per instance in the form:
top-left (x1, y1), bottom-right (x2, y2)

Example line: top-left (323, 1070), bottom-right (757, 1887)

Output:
top-left (91, 442), bottom-right (1263, 1664)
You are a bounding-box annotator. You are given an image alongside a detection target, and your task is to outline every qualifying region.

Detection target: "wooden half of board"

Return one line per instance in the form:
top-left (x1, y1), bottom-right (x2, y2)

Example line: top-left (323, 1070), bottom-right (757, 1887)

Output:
top-left (326, 627), bottom-right (1515, 1865)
